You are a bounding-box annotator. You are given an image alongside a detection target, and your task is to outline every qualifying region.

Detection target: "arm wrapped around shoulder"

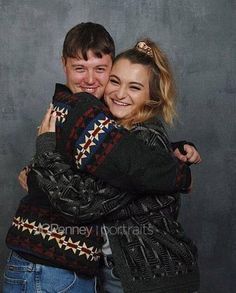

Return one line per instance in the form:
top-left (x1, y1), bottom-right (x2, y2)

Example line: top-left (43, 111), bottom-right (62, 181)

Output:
top-left (52, 87), bottom-right (191, 195)
top-left (92, 131), bottom-right (192, 194)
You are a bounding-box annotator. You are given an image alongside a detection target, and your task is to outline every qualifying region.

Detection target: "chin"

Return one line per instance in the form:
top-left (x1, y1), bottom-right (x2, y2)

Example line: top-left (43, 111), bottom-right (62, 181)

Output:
top-left (113, 112), bottom-right (127, 119)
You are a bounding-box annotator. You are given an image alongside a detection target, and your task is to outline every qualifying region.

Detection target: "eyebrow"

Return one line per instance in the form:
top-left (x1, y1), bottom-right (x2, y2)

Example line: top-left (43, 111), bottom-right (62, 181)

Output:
top-left (71, 64), bottom-right (109, 68)
top-left (110, 74), bottom-right (144, 87)
top-left (95, 64), bottom-right (108, 67)
top-left (129, 82), bottom-right (144, 87)
top-left (71, 64), bottom-right (83, 67)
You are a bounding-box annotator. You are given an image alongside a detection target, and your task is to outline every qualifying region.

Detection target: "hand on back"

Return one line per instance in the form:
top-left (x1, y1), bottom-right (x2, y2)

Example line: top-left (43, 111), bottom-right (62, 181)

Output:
top-left (174, 144), bottom-right (202, 164)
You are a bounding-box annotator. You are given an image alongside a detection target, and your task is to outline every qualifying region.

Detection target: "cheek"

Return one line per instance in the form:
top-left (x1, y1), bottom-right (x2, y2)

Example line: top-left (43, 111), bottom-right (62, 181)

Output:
top-left (67, 70), bottom-right (75, 79)
top-left (137, 92), bottom-right (149, 107)
top-left (73, 73), bottom-right (85, 83)
top-left (104, 88), bottom-right (111, 104)
top-left (100, 73), bottom-right (110, 85)
top-left (104, 84), bottom-right (113, 97)
top-left (132, 95), bottom-right (145, 108)
top-left (104, 96), bottom-right (109, 107)
top-left (104, 95), bottom-right (112, 108)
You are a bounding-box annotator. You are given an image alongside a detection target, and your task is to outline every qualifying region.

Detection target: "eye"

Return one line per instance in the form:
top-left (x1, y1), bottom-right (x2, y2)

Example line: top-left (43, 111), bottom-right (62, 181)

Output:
top-left (110, 78), bottom-right (119, 85)
top-left (96, 67), bottom-right (106, 73)
top-left (130, 86), bottom-right (141, 91)
top-left (75, 67), bottom-right (85, 72)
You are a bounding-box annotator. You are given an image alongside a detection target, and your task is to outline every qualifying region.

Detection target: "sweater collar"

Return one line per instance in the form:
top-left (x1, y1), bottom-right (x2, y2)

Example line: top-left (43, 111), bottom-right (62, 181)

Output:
top-left (55, 83), bottom-right (72, 94)
top-left (53, 83), bottom-right (107, 105)
top-left (53, 83), bottom-right (72, 102)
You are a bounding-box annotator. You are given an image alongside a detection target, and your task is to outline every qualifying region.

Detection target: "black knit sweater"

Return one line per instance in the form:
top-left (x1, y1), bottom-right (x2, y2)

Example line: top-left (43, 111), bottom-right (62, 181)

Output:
top-left (31, 125), bottom-right (199, 293)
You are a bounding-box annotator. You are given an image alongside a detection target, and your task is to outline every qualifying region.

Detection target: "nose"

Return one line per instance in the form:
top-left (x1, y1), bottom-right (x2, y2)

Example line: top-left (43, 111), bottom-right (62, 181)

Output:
top-left (85, 70), bottom-right (95, 85)
top-left (115, 86), bottom-right (127, 100)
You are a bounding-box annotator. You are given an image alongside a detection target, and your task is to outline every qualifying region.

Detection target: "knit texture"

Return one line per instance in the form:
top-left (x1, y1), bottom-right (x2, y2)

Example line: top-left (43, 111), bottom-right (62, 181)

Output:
top-left (36, 132), bottom-right (56, 155)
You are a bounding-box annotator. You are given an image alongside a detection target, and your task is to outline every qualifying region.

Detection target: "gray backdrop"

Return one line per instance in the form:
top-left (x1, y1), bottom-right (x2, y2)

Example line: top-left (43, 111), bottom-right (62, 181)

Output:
top-left (0, 0), bottom-right (235, 292)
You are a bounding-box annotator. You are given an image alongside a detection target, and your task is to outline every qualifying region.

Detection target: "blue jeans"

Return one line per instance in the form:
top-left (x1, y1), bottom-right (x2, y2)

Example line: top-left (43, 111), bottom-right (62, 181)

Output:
top-left (99, 255), bottom-right (124, 293)
top-left (2, 251), bottom-right (96, 293)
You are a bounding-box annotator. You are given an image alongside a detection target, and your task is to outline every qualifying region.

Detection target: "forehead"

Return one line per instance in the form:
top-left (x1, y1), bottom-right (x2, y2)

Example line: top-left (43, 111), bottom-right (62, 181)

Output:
top-left (111, 59), bottom-right (150, 83)
top-left (67, 50), bottom-right (112, 67)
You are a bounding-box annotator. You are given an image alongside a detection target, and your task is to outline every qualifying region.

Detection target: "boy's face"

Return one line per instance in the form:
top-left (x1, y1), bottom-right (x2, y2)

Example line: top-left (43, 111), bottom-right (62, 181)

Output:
top-left (62, 50), bottom-right (113, 99)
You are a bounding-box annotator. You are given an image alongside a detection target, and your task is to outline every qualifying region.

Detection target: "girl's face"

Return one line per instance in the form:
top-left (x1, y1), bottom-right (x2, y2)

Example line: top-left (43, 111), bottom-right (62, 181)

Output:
top-left (104, 58), bottom-right (150, 119)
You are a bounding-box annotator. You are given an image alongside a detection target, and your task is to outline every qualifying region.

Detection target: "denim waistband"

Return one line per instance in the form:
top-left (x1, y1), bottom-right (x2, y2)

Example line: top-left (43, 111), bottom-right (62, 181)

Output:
top-left (102, 254), bottom-right (115, 269)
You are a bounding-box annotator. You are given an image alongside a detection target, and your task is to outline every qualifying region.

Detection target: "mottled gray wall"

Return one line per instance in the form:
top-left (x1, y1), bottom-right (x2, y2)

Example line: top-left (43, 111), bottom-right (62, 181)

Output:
top-left (0, 0), bottom-right (235, 291)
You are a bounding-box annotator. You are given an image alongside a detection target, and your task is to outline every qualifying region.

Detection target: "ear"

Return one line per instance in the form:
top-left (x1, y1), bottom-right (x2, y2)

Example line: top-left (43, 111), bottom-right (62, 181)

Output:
top-left (61, 56), bottom-right (66, 74)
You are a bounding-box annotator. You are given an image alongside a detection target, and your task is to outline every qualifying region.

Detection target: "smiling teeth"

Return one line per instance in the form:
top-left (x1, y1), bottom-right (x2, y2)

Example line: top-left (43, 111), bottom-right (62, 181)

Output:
top-left (113, 100), bottom-right (130, 106)
top-left (83, 88), bottom-right (96, 92)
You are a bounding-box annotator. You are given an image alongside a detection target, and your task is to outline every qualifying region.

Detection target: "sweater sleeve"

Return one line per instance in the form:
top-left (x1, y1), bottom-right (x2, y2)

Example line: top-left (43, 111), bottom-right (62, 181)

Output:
top-left (27, 132), bottom-right (136, 223)
top-left (29, 128), bottom-right (189, 224)
top-left (29, 154), bottom-right (135, 224)
top-left (54, 92), bottom-right (191, 194)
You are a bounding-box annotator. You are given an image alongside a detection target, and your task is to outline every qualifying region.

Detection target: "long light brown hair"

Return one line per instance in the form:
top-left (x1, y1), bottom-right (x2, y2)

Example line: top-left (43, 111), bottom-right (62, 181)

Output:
top-left (114, 39), bottom-right (176, 129)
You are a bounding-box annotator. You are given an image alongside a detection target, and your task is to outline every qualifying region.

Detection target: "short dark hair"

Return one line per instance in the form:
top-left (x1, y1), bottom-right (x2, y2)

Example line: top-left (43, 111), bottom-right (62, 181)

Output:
top-left (63, 22), bottom-right (115, 61)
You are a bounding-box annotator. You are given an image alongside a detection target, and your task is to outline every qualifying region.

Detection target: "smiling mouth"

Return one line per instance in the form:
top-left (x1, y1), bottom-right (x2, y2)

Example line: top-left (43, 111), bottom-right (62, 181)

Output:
top-left (112, 99), bottom-right (131, 106)
top-left (80, 87), bottom-right (98, 93)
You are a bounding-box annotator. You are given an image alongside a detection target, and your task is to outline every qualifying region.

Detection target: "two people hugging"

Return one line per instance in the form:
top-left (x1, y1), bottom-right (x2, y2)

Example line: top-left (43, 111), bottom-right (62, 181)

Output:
top-left (3, 22), bottom-right (201, 293)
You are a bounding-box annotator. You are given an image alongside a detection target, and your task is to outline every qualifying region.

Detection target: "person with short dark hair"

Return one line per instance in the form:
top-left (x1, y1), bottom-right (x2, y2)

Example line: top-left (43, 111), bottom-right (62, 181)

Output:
top-left (3, 22), bottom-right (116, 293)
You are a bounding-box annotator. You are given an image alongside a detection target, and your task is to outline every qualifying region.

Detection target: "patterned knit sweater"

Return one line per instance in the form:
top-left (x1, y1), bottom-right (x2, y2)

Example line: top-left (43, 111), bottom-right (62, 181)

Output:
top-left (6, 84), bottom-right (192, 279)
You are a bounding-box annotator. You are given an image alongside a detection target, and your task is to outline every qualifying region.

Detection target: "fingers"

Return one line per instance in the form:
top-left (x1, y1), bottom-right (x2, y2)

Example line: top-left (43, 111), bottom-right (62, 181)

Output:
top-left (18, 169), bottom-right (29, 192)
top-left (37, 104), bottom-right (56, 136)
top-left (174, 145), bottom-right (202, 164)
top-left (184, 145), bottom-right (202, 164)
top-left (49, 111), bottom-right (56, 132)
top-left (184, 145), bottom-right (194, 159)
top-left (173, 148), bottom-right (187, 162)
top-left (38, 106), bottom-right (52, 135)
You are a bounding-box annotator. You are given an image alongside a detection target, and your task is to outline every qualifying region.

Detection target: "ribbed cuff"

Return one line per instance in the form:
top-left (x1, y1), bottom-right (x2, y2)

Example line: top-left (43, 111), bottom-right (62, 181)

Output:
top-left (36, 132), bottom-right (56, 156)
top-left (171, 141), bottom-right (197, 153)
